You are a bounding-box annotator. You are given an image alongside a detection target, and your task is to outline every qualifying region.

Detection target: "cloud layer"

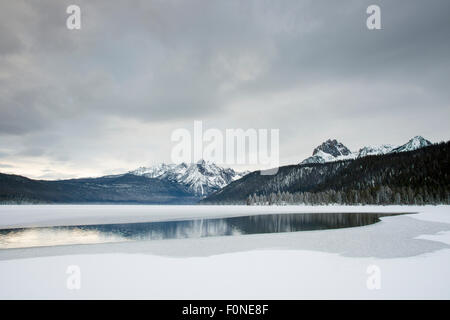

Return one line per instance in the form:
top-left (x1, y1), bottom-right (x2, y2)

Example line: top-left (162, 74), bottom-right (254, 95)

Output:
top-left (1, 0), bottom-right (449, 178)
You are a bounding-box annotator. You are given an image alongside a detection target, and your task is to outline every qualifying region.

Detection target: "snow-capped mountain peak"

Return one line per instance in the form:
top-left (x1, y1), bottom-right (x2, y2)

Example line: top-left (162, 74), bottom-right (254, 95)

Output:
top-left (129, 160), bottom-right (248, 196)
top-left (391, 136), bottom-right (432, 153)
top-left (301, 136), bottom-right (432, 165)
top-left (313, 139), bottom-right (352, 157)
top-left (302, 139), bottom-right (355, 164)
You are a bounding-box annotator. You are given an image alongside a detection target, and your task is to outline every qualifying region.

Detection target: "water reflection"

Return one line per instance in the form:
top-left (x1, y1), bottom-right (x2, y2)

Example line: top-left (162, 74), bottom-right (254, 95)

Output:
top-left (0, 212), bottom-right (403, 249)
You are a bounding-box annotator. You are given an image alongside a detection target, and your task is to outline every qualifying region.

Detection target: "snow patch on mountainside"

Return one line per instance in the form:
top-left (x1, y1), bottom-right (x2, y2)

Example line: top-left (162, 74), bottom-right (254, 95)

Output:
top-left (357, 145), bottom-right (395, 158)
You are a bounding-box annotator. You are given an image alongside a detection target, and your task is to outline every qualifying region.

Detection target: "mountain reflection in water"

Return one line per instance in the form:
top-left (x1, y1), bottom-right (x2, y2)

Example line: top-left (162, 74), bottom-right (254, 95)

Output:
top-left (0, 212), bottom-right (404, 249)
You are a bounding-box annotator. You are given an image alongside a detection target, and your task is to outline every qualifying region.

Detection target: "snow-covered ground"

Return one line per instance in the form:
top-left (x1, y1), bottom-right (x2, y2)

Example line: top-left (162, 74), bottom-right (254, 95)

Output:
top-left (0, 205), bottom-right (449, 299)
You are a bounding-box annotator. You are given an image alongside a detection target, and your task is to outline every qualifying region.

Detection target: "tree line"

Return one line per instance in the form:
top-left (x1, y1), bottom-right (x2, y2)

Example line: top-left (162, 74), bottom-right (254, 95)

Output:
top-left (246, 185), bottom-right (449, 205)
top-left (203, 141), bottom-right (450, 205)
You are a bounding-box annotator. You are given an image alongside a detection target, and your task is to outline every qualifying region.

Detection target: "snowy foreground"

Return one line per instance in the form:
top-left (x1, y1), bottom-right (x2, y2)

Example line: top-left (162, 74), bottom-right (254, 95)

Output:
top-left (0, 205), bottom-right (449, 299)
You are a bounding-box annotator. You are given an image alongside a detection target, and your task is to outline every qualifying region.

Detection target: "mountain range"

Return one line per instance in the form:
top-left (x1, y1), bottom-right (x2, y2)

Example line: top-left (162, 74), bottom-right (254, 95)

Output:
top-left (0, 135), bottom-right (445, 204)
top-left (127, 160), bottom-right (248, 196)
top-left (122, 135), bottom-right (431, 197)
top-left (0, 160), bottom-right (247, 204)
top-left (301, 136), bottom-right (432, 164)
top-left (202, 139), bottom-right (449, 205)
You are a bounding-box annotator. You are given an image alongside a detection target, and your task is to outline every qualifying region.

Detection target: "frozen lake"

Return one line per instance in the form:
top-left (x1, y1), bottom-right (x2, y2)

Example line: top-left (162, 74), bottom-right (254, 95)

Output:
top-left (0, 205), bottom-right (449, 299)
top-left (0, 212), bottom-right (406, 249)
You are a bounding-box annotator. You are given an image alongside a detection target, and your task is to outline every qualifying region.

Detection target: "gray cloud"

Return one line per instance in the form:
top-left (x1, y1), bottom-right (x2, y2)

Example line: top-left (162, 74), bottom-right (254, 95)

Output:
top-left (1, 0), bottom-right (449, 178)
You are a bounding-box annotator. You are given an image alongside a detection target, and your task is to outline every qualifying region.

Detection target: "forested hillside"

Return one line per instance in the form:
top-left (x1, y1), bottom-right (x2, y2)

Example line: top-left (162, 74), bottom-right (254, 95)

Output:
top-left (202, 141), bottom-right (450, 205)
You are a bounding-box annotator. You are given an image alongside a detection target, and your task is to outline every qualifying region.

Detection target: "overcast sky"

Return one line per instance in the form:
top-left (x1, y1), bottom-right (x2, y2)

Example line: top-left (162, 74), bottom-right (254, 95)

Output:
top-left (1, 0), bottom-right (449, 179)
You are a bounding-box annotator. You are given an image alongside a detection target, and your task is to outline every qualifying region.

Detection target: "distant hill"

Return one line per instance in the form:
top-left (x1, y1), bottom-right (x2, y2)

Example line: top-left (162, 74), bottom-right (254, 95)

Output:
top-left (0, 173), bottom-right (199, 204)
top-left (202, 141), bottom-right (450, 205)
